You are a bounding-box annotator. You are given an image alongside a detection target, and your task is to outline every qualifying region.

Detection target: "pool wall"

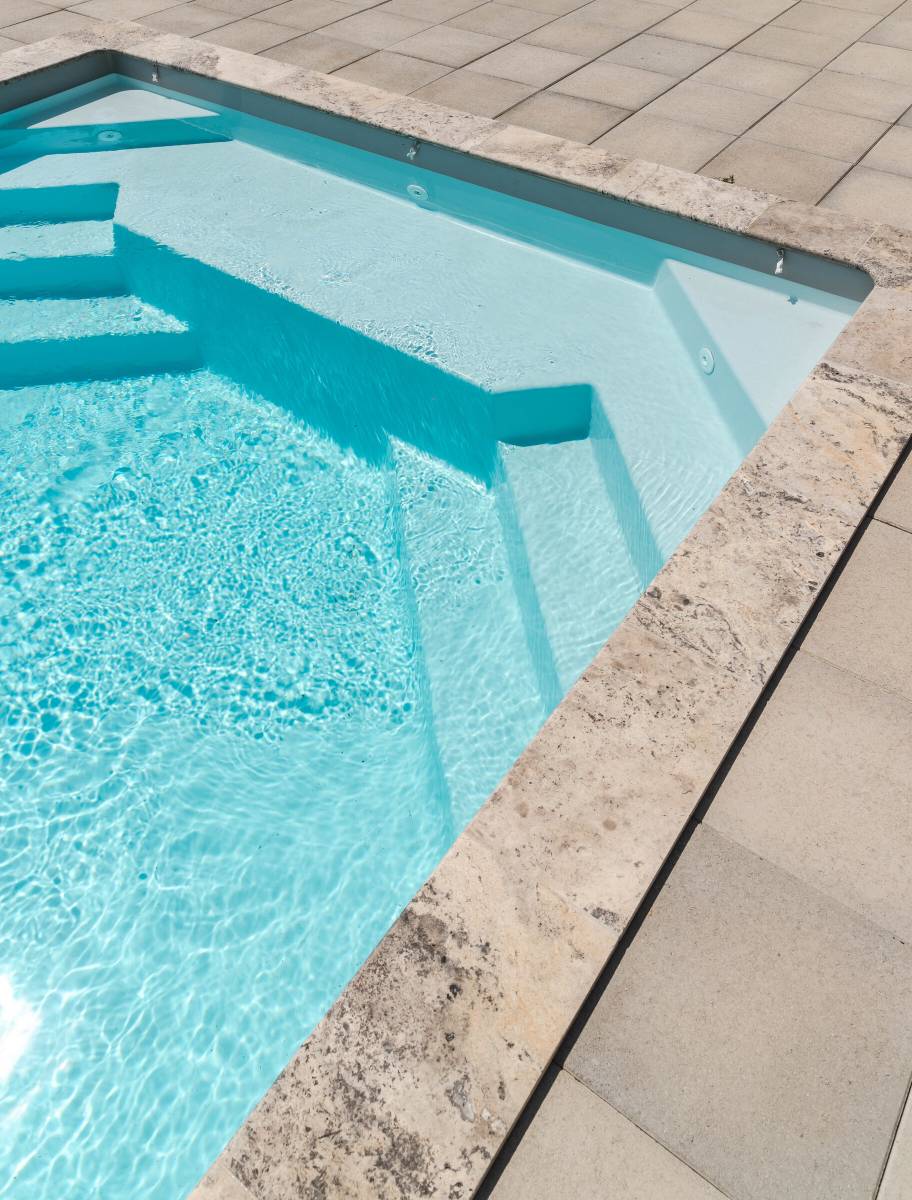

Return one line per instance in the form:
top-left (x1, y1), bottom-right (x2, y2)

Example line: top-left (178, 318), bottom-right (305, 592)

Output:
top-left (3, 26), bottom-right (912, 1200)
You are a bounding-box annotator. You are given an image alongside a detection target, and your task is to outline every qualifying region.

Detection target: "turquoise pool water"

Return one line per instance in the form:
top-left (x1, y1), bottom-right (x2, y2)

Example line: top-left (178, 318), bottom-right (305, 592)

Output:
top-left (0, 76), bottom-right (857, 1198)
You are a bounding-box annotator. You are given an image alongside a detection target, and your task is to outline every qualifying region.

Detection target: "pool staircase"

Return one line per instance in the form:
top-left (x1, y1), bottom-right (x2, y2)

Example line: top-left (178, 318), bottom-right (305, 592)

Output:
top-left (0, 180), bottom-right (657, 837)
top-left (0, 184), bottom-right (201, 388)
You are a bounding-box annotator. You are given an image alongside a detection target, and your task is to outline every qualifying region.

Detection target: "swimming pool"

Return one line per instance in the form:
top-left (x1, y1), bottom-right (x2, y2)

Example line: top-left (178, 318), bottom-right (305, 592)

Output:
top-left (0, 72), bottom-right (859, 1199)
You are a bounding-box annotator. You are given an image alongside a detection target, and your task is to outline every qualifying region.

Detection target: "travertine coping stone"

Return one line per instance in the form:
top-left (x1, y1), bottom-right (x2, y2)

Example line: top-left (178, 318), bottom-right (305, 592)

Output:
top-left (626, 161), bottom-right (774, 233)
top-left (748, 199), bottom-right (875, 263)
top-left (828, 286), bottom-right (912, 387)
top-left (2, 25), bottom-right (912, 1200)
top-left (857, 224), bottom-right (912, 289)
top-left (194, 1164), bottom-right (255, 1200)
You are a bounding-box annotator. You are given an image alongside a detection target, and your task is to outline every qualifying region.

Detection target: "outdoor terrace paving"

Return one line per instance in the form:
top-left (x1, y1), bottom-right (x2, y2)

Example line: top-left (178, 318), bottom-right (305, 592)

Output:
top-left (485, 456), bottom-right (912, 1200)
top-left (8, 0), bottom-right (912, 226)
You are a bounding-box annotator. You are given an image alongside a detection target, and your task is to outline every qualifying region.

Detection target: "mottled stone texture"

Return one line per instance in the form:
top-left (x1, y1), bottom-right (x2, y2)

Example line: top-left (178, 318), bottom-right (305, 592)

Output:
top-left (2, 27), bottom-right (912, 1200)
top-left (747, 199), bottom-right (874, 261)
top-left (627, 164), bottom-right (773, 232)
top-left (829, 286), bottom-right (912, 387)
top-left (225, 831), bottom-right (617, 1199)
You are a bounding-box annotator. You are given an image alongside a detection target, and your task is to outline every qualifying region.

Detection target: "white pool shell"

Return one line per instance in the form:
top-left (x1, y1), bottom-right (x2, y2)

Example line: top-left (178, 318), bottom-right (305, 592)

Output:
top-left (2, 24), bottom-right (912, 1200)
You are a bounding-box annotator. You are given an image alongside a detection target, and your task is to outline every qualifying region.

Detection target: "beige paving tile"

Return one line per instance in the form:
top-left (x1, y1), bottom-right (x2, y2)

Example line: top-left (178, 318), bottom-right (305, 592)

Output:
top-left (813, 0), bottom-right (904, 11)
top-left (204, 0), bottom-right (281, 13)
top-left (859, 122), bottom-right (912, 175)
top-left (448, 1), bottom-right (551, 37)
top-left (593, 109), bottom-right (733, 167)
top-left (315, 0), bottom-right (380, 9)
top-left (823, 164), bottom-right (912, 228)
top-left (576, 0), bottom-right (674, 32)
top-left (880, 1091), bottom-right (912, 1200)
top-left (72, 0), bottom-right (186, 17)
top-left (864, 14), bottom-right (912, 51)
top-left (413, 65), bottom-right (536, 111)
top-left (1, 9), bottom-right (100, 39)
top-left (141, 0), bottom-right (254, 34)
top-left (506, 0), bottom-right (593, 15)
top-left (523, 15), bottom-right (628, 55)
top-left (831, 39), bottom-right (912, 83)
top-left (503, 89), bottom-right (628, 137)
top-left (694, 49), bottom-right (814, 96)
top-left (0, 35), bottom-right (23, 49)
top-left (333, 45), bottom-right (451, 84)
top-left (777, 0), bottom-right (881, 38)
top-left (263, 0), bottom-right (356, 29)
top-left (878, 454), bottom-right (912, 533)
top-left (466, 40), bottom-right (587, 83)
top-left (491, 1071), bottom-right (728, 1200)
top-left (602, 32), bottom-right (720, 76)
top-left (566, 824), bottom-right (912, 1200)
top-left (748, 100), bottom-right (887, 159)
top-left (382, 0), bottom-right (484, 18)
top-left (0, 0), bottom-right (58, 24)
top-left (689, 0), bottom-right (794, 18)
top-left (804, 520), bottom-right (912, 703)
top-left (390, 24), bottom-right (504, 64)
top-left (551, 58), bottom-right (674, 104)
top-left (703, 136), bottom-right (851, 201)
top-left (738, 24), bottom-right (849, 67)
top-left (642, 78), bottom-right (777, 133)
top-left (319, 6), bottom-right (432, 44)
top-left (199, 15), bottom-right (298, 47)
top-left (651, 8), bottom-right (759, 48)
top-left (139, 1), bottom-right (238, 36)
top-left (707, 650), bottom-right (912, 942)
top-left (792, 67), bottom-right (912, 119)
top-left (261, 28), bottom-right (368, 65)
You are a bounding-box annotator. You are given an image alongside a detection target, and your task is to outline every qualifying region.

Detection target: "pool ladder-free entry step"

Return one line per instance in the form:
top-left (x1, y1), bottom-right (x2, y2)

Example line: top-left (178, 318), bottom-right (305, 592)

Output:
top-left (0, 184), bottom-right (202, 388)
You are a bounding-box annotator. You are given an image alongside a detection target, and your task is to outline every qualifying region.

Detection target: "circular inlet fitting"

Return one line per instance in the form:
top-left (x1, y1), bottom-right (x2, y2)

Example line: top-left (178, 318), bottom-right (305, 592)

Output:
top-left (699, 347), bottom-right (715, 375)
top-left (97, 130), bottom-right (123, 145)
top-left (406, 183), bottom-right (429, 202)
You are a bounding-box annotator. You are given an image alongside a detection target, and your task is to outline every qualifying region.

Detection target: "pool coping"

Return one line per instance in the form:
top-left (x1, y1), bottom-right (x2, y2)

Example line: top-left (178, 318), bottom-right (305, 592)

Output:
top-left (3, 23), bottom-right (912, 1200)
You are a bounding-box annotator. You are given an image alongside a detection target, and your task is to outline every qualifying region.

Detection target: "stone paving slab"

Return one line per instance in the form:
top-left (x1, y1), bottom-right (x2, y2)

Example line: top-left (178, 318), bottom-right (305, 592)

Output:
top-left (880, 1091), bottom-right (912, 1200)
top-left (706, 647), bottom-right (912, 942)
top-left (490, 1070), bottom-right (728, 1200)
top-left (877, 452), bottom-right (912, 530)
top-left (803, 518), bottom-right (912, 704)
top-left (566, 824), bottom-right (912, 1200)
top-left (12, 0), bottom-right (912, 227)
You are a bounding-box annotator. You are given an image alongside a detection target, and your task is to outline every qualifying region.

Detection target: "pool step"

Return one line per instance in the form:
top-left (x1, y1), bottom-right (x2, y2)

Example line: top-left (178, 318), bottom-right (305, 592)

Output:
top-left (391, 438), bottom-right (549, 828)
top-left (0, 185), bottom-right (122, 298)
top-left (0, 219), bottom-right (123, 298)
top-left (0, 183), bottom-right (118, 225)
top-left (499, 438), bottom-right (643, 693)
top-left (0, 294), bottom-right (201, 385)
